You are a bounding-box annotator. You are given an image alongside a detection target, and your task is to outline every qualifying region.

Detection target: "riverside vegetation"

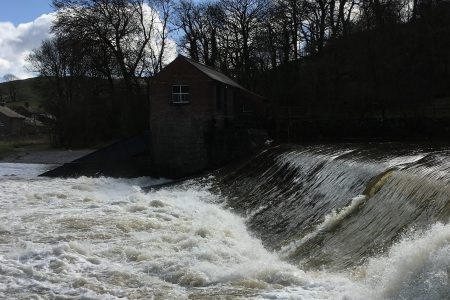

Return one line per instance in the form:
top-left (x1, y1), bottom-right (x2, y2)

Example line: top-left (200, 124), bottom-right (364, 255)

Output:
top-left (18, 0), bottom-right (450, 147)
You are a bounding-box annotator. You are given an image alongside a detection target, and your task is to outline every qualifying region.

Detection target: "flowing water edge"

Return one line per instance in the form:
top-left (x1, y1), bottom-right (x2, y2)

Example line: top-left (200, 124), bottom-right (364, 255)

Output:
top-left (0, 143), bottom-right (449, 299)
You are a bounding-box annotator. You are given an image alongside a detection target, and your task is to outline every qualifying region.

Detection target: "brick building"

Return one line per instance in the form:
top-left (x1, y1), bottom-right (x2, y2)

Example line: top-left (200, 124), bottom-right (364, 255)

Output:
top-left (150, 55), bottom-right (267, 177)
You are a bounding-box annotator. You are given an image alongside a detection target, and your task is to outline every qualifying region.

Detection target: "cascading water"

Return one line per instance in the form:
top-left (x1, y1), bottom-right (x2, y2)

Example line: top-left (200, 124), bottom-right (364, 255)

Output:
top-left (1, 143), bottom-right (449, 299)
top-left (0, 169), bottom-right (365, 299)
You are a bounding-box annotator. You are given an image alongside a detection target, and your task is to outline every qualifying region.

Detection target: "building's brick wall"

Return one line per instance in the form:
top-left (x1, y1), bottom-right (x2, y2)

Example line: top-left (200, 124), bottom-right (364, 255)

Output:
top-left (150, 58), bottom-right (216, 176)
top-left (150, 57), bottom-right (268, 177)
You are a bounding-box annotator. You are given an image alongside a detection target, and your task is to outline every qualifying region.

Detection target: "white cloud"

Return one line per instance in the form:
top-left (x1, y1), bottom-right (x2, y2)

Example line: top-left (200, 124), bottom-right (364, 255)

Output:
top-left (0, 13), bottom-right (55, 80)
top-left (0, 6), bottom-right (177, 81)
top-left (142, 4), bottom-right (177, 67)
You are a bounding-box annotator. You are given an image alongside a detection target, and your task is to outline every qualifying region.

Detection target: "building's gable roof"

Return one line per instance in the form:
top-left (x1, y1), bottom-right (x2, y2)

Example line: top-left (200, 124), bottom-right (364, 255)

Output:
top-left (8, 105), bottom-right (33, 118)
top-left (179, 55), bottom-right (247, 91)
top-left (0, 106), bottom-right (26, 119)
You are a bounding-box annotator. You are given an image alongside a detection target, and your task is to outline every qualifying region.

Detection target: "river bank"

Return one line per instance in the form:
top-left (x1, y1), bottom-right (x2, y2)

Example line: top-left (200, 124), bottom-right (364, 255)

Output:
top-left (0, 137), bottom-right (94, 164)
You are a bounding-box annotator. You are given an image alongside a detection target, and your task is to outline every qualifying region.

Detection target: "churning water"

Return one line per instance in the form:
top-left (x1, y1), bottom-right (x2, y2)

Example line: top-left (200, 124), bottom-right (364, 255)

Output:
top-left (0, 143), bottom-right (449, 299)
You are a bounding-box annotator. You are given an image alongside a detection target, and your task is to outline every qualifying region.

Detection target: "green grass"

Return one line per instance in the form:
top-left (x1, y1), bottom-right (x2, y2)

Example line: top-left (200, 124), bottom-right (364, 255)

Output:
top-left (0, 136), bottom-right (50, 160)
top-left (0, 144), bottom-right (15, 160)
top-left (0, 77), bottom-right (48, 110)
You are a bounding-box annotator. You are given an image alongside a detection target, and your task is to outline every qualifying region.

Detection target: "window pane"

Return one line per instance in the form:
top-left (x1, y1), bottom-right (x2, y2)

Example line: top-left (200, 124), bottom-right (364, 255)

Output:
top-left (172, 85), bottom-right (190, 103)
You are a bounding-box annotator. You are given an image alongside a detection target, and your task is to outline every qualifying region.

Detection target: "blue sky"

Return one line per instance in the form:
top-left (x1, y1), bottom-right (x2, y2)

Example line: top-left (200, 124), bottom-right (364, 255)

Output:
top-left (0, 1), bottom-right (177, 80)
top-left (0, 1), bottom-right (55, 79)
top-left (0, 1), bottom-right (54, 25)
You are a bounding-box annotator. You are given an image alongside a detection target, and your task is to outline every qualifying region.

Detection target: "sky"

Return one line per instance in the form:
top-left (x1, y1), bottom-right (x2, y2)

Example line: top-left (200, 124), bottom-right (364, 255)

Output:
top-left (0, 1), bottom-right (55, 80)
top-left (0, 1), bottom-right (178, 81)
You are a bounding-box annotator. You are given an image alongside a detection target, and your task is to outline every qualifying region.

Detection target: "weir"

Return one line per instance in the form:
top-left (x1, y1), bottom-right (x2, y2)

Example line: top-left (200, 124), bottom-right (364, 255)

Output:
top-left (2, 143), bottom-right (449, 299)
top-left (215, 143), bottom-right (450, 270)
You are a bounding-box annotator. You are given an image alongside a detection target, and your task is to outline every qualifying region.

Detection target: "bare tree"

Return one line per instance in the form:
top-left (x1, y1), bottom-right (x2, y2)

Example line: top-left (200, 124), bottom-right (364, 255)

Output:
top-left (219, 0), bottom-right (268, 79)
top-left (52, 0), bottom-right (162, 89)
top-left (146, 0), bottom-right (175, 74)
top-left (2, 74), bottom-right (19, 102)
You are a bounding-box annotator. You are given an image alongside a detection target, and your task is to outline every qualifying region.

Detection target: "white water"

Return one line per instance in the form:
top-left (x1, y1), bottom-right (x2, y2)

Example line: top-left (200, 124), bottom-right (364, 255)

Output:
top-left (362, 223), bottom-right (450, 299)
top-left (0, 164), bottom-right (449, 299)
top-left (279, 195), bottom-right (369, 258)
top-left (0, 162), bottom-right (57, 177)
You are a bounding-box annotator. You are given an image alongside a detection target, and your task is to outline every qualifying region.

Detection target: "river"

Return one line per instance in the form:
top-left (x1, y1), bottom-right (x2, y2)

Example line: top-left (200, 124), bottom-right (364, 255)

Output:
top-left (0, 143), bottom-right (449, 299)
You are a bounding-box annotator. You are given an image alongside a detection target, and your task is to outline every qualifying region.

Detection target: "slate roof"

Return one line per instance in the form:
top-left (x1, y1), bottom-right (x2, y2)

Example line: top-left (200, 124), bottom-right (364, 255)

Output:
top-left (180, 55), bottom-right (248, 91)
top-left (0, 106), bottom-right (26, 119)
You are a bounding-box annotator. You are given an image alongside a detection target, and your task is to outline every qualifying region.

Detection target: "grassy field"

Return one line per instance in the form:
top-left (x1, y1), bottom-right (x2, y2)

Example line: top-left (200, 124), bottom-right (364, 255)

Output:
top-left (0, 77), bottom-right (47, 111)
top-left (0, 136), bottom-right (50, 160)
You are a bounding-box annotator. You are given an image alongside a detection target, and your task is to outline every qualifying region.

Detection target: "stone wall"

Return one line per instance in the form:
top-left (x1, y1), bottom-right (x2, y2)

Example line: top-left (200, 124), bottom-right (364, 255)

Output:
top-left (151, 116), bottom-right (211, 177)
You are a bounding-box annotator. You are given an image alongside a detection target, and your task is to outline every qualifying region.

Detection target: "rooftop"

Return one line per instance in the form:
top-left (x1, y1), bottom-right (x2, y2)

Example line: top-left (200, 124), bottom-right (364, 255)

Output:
top-left (180, 55), bottom-right (247, 91)
top-left (0, 106), bottom-right (26, 119)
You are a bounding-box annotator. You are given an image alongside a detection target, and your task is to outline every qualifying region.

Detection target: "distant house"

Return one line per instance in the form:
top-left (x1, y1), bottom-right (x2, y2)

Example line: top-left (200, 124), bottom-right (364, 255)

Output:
top-left (9, 105), bottom-right (33, 118)
top-left (9, 105), bottom-right (50, 130)
top-left (0, 105), bottom-right (26, 136)
top-left (150, 55), bottom-right (267, 176)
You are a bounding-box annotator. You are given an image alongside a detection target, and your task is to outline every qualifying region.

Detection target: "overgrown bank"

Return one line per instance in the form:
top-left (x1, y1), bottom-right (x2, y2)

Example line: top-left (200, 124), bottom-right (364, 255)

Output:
top-left (251, 5), bottom-right (450, 140)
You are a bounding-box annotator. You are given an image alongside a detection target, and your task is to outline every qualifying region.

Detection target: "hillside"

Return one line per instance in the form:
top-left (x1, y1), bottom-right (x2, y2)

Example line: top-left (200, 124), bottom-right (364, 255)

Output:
top-left (0, 77), bottom-right (48, 111)
top-left (252, 14), bottom-right (450, 140)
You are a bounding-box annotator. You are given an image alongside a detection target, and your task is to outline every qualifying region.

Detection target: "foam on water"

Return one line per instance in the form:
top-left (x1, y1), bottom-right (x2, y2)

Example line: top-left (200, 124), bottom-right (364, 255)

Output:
top-left (0, 171), bottom-right (361, 299)
top-left (279, 195), bottom-right (369, 258)
top-left (361, 222), bottom-right (450, 299)
top-left (1, 162), bottom-right (449, 299)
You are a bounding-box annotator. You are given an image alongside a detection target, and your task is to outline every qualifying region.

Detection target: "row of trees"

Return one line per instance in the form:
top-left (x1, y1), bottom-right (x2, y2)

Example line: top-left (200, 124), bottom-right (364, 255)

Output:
top-left (0, 74), bottom-right (19, 103)
top-left (31, 0), bottom-right (430, 96)
top-left (173, 0), bottom-right (433, 84)
top-left (172, 0), bottom-right (450, 139)
top-left (28, 0), bottom-right (176, 145)
top-left (28, 0), bottom-right (450, 144)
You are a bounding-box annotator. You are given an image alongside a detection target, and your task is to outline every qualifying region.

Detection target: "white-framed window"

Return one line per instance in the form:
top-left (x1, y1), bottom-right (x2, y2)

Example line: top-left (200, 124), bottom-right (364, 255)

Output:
top-left (172, 85), bottom-right (190, 104)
